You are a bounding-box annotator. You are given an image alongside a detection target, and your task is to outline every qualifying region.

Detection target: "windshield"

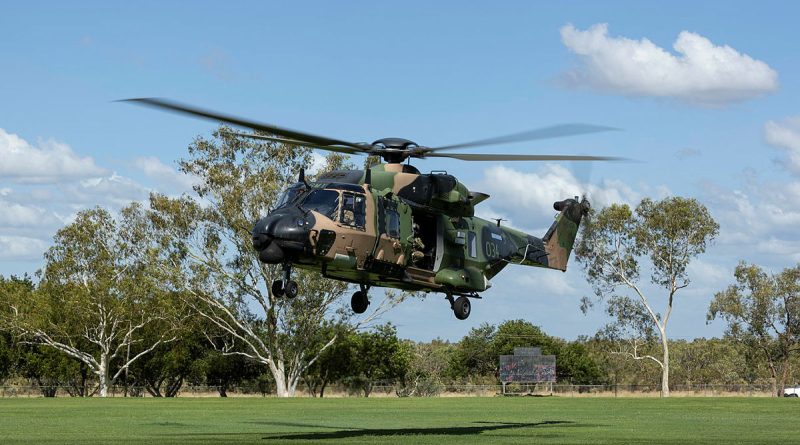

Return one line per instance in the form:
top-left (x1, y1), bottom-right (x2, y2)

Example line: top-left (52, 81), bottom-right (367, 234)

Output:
top-left (275, 183), bottom-right (307, 209)
top-left (301, 189), bottom-right (340, 221)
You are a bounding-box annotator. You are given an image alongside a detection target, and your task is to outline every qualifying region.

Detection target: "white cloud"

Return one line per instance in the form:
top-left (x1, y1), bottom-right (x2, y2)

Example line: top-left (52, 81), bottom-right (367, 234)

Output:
top-left (134, 156), bottom-right (198, 192)
top-left (0, 235), bottom-right (49, 261)
top-left (511, 272), bottom-right (577, 296)
top-left (68, 173), bottom-right (149, 208)
top-left (699, 173), bottom-right (800, 266)
top-left (0, 128), bottom-right (107, 183)
top-left (307, 152), bottom-right (328, 176)
top-left (686, 259), bottom-right (730, 291)
top-left (559, 23), bottom-right (778, 105)
top-left (476, 164), bottom-right (642, 232)
top-left (0, 130), bottom-right (197, 263)
top-left (764, 117), bottom-right (800, 176)
top-left (0, 197), bottom-right (58, 229)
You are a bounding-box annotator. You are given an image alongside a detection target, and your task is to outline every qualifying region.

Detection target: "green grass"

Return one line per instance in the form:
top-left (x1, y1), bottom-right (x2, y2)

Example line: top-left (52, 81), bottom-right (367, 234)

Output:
top-left (0, 397), bottom-right (797, 444)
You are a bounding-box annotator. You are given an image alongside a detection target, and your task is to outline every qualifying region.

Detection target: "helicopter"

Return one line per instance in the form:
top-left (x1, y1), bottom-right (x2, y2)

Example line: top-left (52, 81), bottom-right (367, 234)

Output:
top-left (124, 98), bottom-right (619, 320)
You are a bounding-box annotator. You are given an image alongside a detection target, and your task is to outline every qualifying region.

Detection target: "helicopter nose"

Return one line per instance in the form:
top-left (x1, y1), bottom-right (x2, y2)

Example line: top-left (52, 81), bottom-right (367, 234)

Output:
top-left (252, 208), bottom-right (315, 264)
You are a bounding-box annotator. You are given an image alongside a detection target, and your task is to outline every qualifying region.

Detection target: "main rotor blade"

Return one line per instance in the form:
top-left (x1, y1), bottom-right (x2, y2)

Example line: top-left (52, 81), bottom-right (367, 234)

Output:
top-left (120, 98), bottom-right (368, 150)
top-left (424, 153), bottom-right (625, 161)
top-left (220, 131), bottom-right (365, 155)
top-left (427, 124), bottom-right (619, 152)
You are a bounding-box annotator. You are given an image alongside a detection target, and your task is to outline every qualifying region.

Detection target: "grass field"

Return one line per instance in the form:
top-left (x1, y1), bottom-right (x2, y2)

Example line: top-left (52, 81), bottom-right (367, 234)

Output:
top-left (1, 397), bottom-right (797, 444)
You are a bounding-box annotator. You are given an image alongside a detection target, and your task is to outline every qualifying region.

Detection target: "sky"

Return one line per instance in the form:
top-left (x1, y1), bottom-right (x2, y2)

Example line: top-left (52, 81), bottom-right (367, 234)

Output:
top-left (2, 1), bottom-right (800, 342)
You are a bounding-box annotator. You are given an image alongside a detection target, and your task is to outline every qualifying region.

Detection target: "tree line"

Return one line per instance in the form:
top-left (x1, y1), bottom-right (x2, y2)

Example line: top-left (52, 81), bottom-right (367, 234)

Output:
top-left (1, 304), bottom-right (798, 397)
top-left (0, 128), bottom-right (798, 397)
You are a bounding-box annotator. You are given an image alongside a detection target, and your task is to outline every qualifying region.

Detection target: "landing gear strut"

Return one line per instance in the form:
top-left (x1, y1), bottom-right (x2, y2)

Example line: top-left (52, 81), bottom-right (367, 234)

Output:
top-left (271, 264), bottom-right (298, 299)
top-left (446, 293), bottom-right (471, 320)
top-left (351, 284), bottom-right (370, 314)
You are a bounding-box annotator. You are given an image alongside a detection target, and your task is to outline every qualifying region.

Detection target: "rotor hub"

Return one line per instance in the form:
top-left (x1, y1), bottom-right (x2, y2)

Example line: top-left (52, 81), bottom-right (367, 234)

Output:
top-left (371, 138), bottom-right (419, 163)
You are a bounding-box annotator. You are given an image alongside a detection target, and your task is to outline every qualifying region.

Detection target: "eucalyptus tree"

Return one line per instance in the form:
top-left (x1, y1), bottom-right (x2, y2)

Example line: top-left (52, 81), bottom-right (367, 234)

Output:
top-left (349, 323), bottom-right (410, 397)
top-left (147, 128), bottom-right (404, 397)
top-left (576, 197), bottom-right (719, 397)
top-left (3, 205), bottom-right (179, 397)
top-left (708, 262), bottom-right (800, 396)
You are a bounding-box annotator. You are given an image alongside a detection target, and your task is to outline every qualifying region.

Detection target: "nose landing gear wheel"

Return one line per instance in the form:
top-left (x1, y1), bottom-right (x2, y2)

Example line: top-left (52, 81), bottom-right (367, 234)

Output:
top-left (271, 280), bottom-right (284, 297)
top-left (453, 296), bottom-right (471, 320)
top-left (351, 291), bottom-right (369, 314)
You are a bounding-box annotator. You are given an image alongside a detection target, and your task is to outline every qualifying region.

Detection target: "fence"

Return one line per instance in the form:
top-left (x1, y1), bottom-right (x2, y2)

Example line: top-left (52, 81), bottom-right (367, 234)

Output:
top-left (0, 383), bottom-right (781, 398)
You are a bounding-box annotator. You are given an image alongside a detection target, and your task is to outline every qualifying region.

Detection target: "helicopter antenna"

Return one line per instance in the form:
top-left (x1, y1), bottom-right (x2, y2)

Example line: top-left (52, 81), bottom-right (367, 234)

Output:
top-left (299, 167), bottom-right (309, 187)
top-left (493, 218), bottom-right (507, 227)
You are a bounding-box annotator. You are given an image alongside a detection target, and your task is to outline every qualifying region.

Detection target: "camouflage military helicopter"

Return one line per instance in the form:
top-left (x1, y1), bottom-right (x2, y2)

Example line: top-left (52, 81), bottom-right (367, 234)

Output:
top-left (125, 98), bottom-right (618, 320)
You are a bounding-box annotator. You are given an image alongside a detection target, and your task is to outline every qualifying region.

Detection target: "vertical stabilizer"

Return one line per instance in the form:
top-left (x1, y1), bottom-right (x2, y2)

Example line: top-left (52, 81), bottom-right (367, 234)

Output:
top-left (542, 197), bottom-right (589, 271)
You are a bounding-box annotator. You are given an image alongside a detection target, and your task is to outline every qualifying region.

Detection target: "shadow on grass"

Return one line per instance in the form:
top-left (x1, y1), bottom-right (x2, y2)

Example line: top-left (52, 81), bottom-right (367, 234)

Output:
top-left (263, 420), bottom-right (574, 440)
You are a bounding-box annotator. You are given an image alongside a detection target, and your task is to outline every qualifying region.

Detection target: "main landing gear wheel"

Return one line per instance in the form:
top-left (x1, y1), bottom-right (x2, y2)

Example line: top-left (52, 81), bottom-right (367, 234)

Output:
top-left (283, 280), bottom-right (298, 299)
top-left (453, 296), bottom-right (471, 320)
top-left (351, 291), bottom-right (369, 314)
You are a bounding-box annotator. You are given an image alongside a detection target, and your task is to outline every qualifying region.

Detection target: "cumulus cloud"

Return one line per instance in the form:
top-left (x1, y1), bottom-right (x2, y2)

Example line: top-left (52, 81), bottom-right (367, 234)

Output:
top-left (0, 129), bottom-right (163, 262)
top-left (0, 128), bottom-right (107, 183)
top-left (0, 196), bottom-right (59, 229)
top-left (764, 117), bottom-right (800, 176)
top-left (134, 156), bottom-right (198, 193)
top-left (511, 272), bottom-right (577, 296)
top-left (700, 117), bottom-right (800, 268)
top-left (699, 176), bottom-right (800, 265)
top-left (0, 235), bottom-right (49, 261)
top-left (475, 164), bottom-right (643, 232)
top-left (67, 173), bottom-right (150, 208)
top-left (559, 23), bottom-right (778, 105)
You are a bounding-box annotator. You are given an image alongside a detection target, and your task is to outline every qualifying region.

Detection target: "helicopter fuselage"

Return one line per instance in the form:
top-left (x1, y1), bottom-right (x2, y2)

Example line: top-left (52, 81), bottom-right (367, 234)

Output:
top-left (252, 163), bottom-right (589, 318)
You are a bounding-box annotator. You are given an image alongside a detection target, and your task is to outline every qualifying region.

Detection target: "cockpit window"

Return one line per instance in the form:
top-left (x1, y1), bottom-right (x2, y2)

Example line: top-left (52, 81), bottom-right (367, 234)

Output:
top-left (275, 183), bottom-right (307, 209)
top-left (301, 189), bottom-right (340, 221)
top-left (340, 192), bottom-right (366, 228)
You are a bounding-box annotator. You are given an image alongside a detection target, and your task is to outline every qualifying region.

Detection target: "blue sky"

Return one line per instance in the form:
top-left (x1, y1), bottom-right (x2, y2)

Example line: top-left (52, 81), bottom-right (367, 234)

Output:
top-left (2, 1), bottom-right (800, 342)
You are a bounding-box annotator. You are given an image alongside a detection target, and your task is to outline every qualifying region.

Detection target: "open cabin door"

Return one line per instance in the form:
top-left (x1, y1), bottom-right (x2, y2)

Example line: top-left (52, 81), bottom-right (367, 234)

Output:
top-left (372, 196), bottom-right (412, 266)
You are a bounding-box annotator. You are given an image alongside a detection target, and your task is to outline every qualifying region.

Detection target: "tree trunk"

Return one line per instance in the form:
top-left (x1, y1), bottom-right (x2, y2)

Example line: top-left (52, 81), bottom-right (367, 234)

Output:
top-left (98, 354), bottom-right (110, 398)
top-left (768, 362), bottom-right (778, 397)
top-left (364, 381), bottom-right (372, 398)
top-left (270, 360), bottom-right (296, 398)
top-left (166, 378), bottom-right (183, 397)
top-left (320, 380), bottom-right (328, 398)
top-left (661, 332), bottom-right (670, 398)
top-left (778, 358), bottom-right (791, 397)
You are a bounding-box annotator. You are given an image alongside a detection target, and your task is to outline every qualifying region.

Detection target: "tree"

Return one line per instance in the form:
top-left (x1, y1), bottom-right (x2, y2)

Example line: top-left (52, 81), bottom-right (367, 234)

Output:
top-left (447, 323), bottom-right (497, 380)
top-left (302, 323), bottom-right (355, 397)
top-left (2, 206), bottom-right (179, 397)
top-left (556, 341), bottom-right (605, 385)
top-left (17, 344), bottom-right (92, 397)
top-left (147, 128), bottom-right (402, 397)
top-left (708, 262), bottom-right (800, 396)
top-left (669, 338), bottom-right (747, 386)
top-left (349, 323), bottom-right (410, 397)
top-left (128, 323), bottom-right (208, 397)
top-left (446, 320), bottom-right (603, 385)
top-left (0, 276), bottom-right (28, 384)
top-left (195, 350), bottom-right (261, 397)
top-left (0, 330), bottom-right (14, 384)
top-left (576, 197), bottom-right (719, 397)
top-left (401, 339), bottom-right (453, 396)
top-left (493, 320), bottom-right (559, 356)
